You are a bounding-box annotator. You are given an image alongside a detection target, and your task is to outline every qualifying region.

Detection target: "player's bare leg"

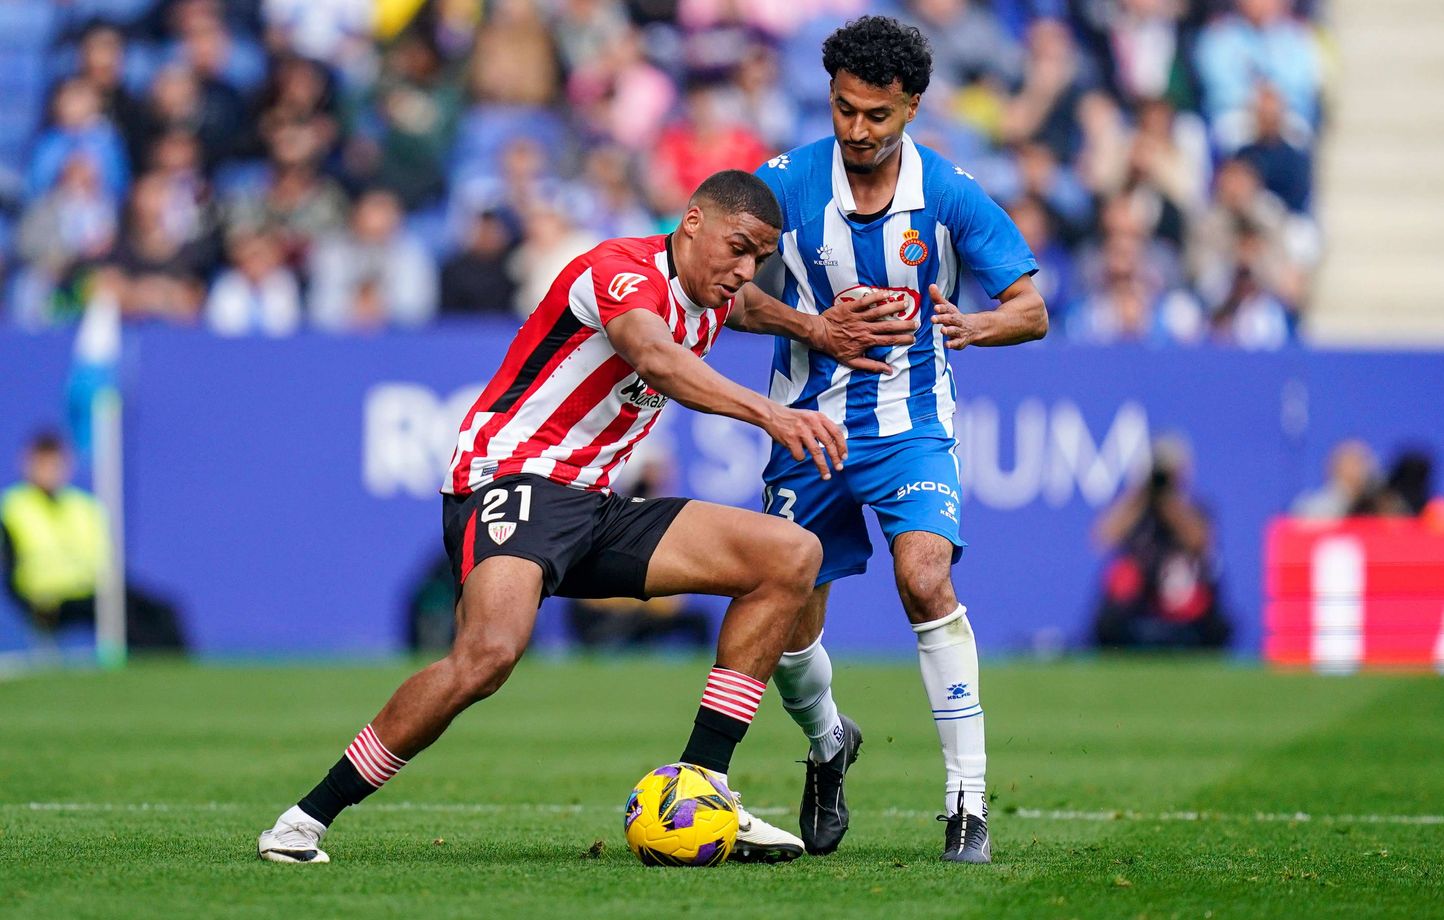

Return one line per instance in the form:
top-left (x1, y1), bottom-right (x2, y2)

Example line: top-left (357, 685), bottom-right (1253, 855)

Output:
top-left (773, 584), bottom-right (863, 854)
top-left (258, 556), bottom-right (543, 863)
top-left (644, 501), bottom-right (821, 862)
top-left (893, 531), bottom-right (990, 864)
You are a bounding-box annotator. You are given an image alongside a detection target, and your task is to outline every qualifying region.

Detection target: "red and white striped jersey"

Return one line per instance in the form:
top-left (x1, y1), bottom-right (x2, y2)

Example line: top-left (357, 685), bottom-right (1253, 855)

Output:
top-left (445, 235), bottom-right (732, 496)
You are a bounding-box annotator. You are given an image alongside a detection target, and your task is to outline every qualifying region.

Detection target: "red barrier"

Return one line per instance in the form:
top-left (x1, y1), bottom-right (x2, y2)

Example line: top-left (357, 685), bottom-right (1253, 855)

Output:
top-left (1264, 518), bottom-right (1444, 672)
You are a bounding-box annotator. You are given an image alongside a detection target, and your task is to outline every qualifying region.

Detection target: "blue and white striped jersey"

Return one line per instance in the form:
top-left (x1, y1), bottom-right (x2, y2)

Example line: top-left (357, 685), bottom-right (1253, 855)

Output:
top-left (755, 134), bottom-right (1038, 439)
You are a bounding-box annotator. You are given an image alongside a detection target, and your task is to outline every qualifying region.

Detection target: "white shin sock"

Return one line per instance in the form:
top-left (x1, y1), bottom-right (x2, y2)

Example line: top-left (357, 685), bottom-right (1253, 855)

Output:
top-left (772, 634), bottom-right (845, 762)
top-left (914, 605), bottom-right (986, 818)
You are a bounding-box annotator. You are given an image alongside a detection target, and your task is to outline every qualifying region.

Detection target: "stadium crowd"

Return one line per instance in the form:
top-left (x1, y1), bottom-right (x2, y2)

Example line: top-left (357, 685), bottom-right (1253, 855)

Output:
top-left (2, 0), bottom-right (1328, 348)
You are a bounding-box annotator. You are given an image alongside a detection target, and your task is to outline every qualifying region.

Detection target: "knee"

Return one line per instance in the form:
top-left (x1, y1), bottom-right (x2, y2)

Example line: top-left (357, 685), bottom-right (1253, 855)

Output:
top-left (898, 568), bottom-right (957, 623)
top-left (449, 640), bottom-right (524, 704)
top-left (774, 526), bottom-right (822, 597)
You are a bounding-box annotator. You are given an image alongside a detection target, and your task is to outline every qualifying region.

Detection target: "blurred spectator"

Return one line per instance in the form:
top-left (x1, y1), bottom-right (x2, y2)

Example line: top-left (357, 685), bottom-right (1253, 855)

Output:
top-left (309, 188), bottom-right (438, 331)
top-left (1189, 160), bottom-right (1297, 300)
top-left (1075, 90), bottom-right (1132, 197)
top-left (716, 42), bottom-right (798, 151)
top-left (1067, 274), bottom-right (1204, 346)
top-left (1092, 436), bottom-right (1231, 650)
top-left (15, 154), bottom-right (118, 327)
top-left (1236, 83), bottom-right (1313, 212)
top-left (1012, 140), bottom-right (1092, 243)
top-left (648, 80), bottom-right (771, 215)
top-left (1382, 450), bottom-right (1437, 518)
top-left (575, 145), bottom-right (657, 239)
top-left (127, 63), bottom-right (246, 170)
top-left (469, 0), bottom-right (560, 108)
top-left (1001, 17), bottom-right (1096, 161)
top-left (1123, 99), bottom-right (1209, 236)
top-left (164, 0), bottom-right (268, 96)
top-left (1194, 0), bottom-right (1322, 151)
top-left (73, 22), bottom-right (145, 132)
top-left (204, 231), bottom-right (303, 336)
top-left (346, 29), bottom-right (461, 208)
top-left (253, 54), bottom-right (341, 162)
top-left (906, 0), bottom-right (1022, 89)
top-left (1290, 439), bottom-right (1380, 519)
top-left (262, 0), bottom-right (376, 83)
top-left (440, 209), bottom-right (519, 315)
top-left (112, 172), bottom-right (211, 323)
top-left (1, 432), bottom-right (186, 651)
top-left (509, 200), bottom-right (600, 316)
top-left (567, 25), bottom-right (674, 152)
top-left (1104, 0), bottom-right (1185, 106)
top-left (1077, 194), bottom-right (1185, 296)
top-left (1008, 195), bottom-right (1079, 320)
top-left (550, 0), bottom-right (631, 76)
top-left (29, 78), bottom-right (130, 203)
top-left (223, 116), bottom-right (349, 268)
top-left (1203, 222), bottom-right (1292, 350)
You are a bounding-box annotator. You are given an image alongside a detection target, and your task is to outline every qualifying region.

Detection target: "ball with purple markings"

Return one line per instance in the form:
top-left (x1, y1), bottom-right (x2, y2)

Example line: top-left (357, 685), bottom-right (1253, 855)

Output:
top-left (623, 762), bottom-right (738, 867)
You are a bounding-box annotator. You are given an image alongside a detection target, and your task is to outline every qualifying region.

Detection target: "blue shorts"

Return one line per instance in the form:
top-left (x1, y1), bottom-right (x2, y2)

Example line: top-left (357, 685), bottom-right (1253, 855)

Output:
top-left (762, 431), bottom-right (965, 585)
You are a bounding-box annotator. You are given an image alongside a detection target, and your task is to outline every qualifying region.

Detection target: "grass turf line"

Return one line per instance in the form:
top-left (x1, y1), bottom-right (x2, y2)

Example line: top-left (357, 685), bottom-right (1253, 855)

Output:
top-left (1, 657), bottom-right (1441, 918)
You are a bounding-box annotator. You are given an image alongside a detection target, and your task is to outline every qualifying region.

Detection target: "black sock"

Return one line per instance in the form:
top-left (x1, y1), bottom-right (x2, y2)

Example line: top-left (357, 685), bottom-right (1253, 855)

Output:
top-left (296, 756), bottom-right (377, 826)
top-left (680, 706), bottom-right (750, 775)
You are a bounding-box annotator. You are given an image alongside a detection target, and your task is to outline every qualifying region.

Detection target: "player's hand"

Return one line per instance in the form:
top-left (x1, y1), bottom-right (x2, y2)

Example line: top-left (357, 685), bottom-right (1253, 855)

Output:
top-left (765, 406), bottom-right (847, 480)
top-left (929, 284), bottom-right (978, 350)
top-left (818, 290), bottom-right (918, 375)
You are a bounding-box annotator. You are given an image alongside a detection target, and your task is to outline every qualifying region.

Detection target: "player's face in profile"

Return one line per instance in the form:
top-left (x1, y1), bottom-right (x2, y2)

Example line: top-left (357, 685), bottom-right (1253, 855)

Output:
top-left (680, 206), bottom-right (779, 309)
top-left (830, 70), bottom-right (919, 174)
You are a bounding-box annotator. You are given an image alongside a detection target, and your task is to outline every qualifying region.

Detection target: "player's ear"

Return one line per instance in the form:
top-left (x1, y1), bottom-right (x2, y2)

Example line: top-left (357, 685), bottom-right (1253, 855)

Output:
top-left (906, 93), bottom-right (920, 122)
top-left (680, 204), bottom-right (705, 238)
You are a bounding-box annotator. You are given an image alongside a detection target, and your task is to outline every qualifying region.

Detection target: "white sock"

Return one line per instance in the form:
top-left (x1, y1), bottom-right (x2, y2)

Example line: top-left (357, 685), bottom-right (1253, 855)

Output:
top-left (772, 634), bottom-right (845, 762)
top-left (914, 605), bottom-right (986, 818)
top-left (279, 804), bottom-right (327, 835)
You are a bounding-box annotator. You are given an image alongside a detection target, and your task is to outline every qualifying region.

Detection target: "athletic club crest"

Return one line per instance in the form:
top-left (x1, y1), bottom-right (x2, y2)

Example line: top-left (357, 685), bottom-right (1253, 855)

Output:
top-left (899, 228), bottom-right (929, 266)
top-left (488, 521), bottom-right (516, 545)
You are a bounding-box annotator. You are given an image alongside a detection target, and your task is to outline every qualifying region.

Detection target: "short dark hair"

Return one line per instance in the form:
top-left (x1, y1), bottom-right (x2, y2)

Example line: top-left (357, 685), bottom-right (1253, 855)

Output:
top-left (823, 16), bottom-right (932, 97)
top-left (691, 170), bottom-right (782, 230)
top-left (28, 430), bottom-right (65, 455)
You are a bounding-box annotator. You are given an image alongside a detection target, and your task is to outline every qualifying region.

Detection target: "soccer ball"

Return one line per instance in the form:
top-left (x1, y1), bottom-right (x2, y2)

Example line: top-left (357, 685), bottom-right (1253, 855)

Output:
top-left (623, 763), bottom-right (738, 867)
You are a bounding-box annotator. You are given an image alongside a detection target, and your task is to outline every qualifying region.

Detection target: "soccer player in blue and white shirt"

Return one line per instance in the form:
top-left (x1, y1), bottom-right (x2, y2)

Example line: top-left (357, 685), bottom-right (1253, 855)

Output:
top-left (748, 16), bottom-right (1047, 863)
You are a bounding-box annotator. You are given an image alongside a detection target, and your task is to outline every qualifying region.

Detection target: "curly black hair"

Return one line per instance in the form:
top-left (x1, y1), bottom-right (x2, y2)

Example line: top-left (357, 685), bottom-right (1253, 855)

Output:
top-left (822, 15), bottom-right (932, 97)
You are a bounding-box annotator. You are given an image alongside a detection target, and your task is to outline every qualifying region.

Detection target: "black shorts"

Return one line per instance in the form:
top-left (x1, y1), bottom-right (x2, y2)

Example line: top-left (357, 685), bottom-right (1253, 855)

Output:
top-left (441, 474), bottom-right (690, 601)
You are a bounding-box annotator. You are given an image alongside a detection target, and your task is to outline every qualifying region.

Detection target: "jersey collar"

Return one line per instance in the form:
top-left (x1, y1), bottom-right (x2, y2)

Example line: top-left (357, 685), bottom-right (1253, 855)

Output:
top-left (661, 234), bottom-right (706, 314)
top-left (831, 132), bottom-right (925, 218)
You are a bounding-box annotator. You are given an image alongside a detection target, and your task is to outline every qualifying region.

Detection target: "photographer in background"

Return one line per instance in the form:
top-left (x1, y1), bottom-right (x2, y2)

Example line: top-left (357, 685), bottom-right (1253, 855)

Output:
top-left (1090, 435), bottom-right (1232, 650)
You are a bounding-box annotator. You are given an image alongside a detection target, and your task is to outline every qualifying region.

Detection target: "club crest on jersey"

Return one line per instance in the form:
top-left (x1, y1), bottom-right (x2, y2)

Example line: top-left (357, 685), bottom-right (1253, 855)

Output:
top-left (620, 376), bottom-right (668, 409)
top-left (488, 521), bottom-right (516, 545)
top-left (608, 272), bottom-right (648, 301)
top-left (899, 229), bottom-right (929, 266)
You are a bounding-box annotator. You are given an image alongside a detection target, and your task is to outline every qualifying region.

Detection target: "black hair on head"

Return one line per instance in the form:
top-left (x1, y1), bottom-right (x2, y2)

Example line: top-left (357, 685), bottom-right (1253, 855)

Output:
top-left (29, 430), bottom-right (65, 454)
top-left (822, 15), bottom-right (932, 97)
top-left (691, 170), bottom-right (782, 229)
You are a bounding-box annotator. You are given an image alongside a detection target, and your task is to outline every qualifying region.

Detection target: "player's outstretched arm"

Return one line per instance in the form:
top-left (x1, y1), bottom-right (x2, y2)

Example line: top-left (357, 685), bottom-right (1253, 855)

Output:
top-left (728, 282), bottom-right (917, 374)
top-left (607, 309), bottom-right (847, 479)
top-left (930, 275), bottom-right (1048, 350)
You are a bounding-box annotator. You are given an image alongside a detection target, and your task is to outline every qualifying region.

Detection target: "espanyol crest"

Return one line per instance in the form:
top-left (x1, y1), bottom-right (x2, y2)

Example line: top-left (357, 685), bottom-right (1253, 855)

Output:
top-left (899, 228), bottom-right (929, 266)
top-left (488, 521), bottom-right (516, 545)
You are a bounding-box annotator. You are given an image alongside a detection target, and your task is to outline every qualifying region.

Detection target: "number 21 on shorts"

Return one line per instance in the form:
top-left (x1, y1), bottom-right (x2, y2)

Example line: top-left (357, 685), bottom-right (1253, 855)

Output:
top-left (481, 483), bottom-right (532, 545)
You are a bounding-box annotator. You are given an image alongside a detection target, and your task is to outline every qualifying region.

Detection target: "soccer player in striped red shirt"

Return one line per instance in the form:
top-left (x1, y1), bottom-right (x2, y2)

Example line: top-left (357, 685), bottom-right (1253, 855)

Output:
top-left (258, 170), bottom-right (916, 865)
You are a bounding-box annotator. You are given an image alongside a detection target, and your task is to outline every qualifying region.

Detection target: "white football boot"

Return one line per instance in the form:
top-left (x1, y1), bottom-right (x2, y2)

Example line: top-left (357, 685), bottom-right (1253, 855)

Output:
top-left (730, 794), bottom-right (805, 863)
top-left (258, 806), bottom-right (331, 864)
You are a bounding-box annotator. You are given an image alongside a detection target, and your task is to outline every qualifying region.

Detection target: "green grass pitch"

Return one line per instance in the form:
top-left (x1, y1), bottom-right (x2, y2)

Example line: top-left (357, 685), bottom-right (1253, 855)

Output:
top-left (2, 656), bottom-right (1441, 918)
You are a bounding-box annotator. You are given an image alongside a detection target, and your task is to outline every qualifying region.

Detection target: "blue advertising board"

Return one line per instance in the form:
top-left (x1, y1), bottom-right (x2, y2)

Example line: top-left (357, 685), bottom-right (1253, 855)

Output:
top-left (2, 324), bottom-right (1440, 658)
